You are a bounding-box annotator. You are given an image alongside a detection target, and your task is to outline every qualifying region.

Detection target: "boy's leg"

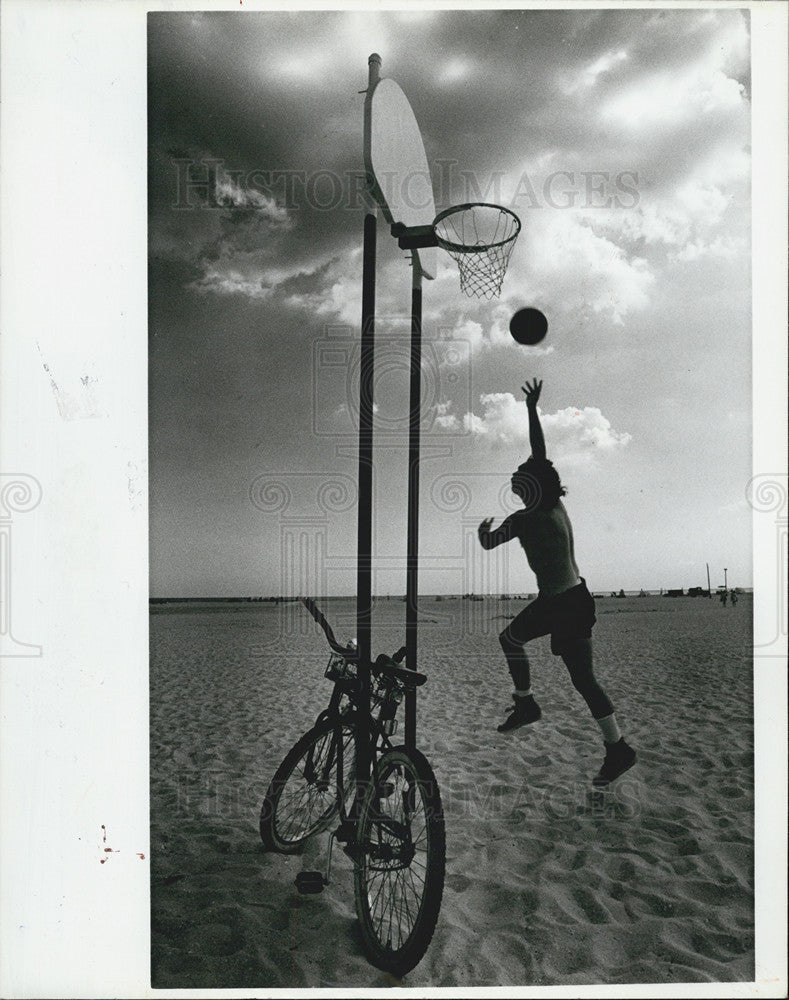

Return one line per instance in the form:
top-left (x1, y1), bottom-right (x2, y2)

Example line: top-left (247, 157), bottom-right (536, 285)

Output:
top-left (559, 638), bottom-right (615, 722)
top-left (499, 600), bottom-right (549, 692)
top-left (560, 638), bottom-right (636, 784)
top-left (498, 629), bottom-right (532, 692)
top-left (496, 604), bottom-right (546, 732)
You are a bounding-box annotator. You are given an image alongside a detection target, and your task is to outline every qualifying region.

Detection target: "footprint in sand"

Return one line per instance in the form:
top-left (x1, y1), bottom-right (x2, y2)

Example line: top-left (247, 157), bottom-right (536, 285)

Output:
top-left (571, 886), bottom-right (610, 924)
top-left (675, 835), bottom-right (702, 856)
top-left (550, 941), bottom-right (595, 976)
top-left (633, 888), bottom-right (680, 918)
top-left (616, 857), bottom-right (636, 880)
top-left (445, 872), bottom-right (473, 893)
top-left (186, 921), bottom-right (244, 957)
top-left (680, 877), bottom-right (751, 908)
top-left (569, 848), bottom-right (589, 871)
top-left (690, 928), bottom-right (753, 962)
top-left (717, 783), bottom-right (746, 800)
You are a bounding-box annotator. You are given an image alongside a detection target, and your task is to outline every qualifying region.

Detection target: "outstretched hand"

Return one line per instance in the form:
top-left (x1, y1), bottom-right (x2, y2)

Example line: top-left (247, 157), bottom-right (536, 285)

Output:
top-left (478, 517), bottom-right (493, 537)
top-left (522, 378), bottom-right (542, 407)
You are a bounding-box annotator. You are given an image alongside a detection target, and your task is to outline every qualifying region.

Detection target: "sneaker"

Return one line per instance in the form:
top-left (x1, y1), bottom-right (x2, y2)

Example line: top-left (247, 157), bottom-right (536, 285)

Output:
top-left (593, 738), bottom-right (636, 787)
top-left (497, 694), bottom-right (542, 733)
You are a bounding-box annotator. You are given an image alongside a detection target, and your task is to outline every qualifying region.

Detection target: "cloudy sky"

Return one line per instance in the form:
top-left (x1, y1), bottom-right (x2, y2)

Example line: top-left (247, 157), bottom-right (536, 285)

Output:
top-left (148, 8), bottom-right (752, 598)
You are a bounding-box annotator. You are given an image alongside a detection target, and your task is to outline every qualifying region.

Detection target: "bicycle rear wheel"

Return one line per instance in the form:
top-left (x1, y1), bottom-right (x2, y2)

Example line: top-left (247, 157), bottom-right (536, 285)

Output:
top-left (260, 719), bottom-right (355, 853)
top-left (353, 747), bottom-right (445, 976)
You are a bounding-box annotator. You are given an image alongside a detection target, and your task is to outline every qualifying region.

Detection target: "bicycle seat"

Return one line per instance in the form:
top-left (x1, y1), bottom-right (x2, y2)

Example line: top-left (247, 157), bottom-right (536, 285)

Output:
top-left (373, 654), bottom-right (427, 687)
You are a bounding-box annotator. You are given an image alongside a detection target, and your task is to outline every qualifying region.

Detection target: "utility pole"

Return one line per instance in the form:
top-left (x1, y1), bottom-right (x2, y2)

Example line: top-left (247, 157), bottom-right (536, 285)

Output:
top-left (724, 567), bottom-right (728, 590)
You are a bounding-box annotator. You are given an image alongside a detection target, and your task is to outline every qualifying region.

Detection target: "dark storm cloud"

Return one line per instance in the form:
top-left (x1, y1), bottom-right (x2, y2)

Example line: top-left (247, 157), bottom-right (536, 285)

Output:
top-left (409, 8), bottom-right (749, 203)
top-left (149, 7), bottom-right (749, 295)
top-left (149, 10), bottom-right (376, 278)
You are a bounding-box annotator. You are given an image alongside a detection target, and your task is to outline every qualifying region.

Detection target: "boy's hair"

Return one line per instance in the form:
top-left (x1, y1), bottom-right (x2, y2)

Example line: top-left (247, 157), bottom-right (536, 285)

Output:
top-left (511, 457), bottom-right (566, 512)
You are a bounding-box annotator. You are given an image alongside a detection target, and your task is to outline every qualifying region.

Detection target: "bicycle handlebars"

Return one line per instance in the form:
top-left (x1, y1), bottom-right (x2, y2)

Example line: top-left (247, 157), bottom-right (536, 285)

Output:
top-left (302, 597), bottom-right (357, 658)
top-left (301, 597), bottom-right (408, 667)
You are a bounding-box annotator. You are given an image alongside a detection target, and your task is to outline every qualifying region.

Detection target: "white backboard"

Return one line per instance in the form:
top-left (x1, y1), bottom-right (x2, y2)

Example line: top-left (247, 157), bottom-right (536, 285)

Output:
top-left (365, 76), bottom-right (437, 280)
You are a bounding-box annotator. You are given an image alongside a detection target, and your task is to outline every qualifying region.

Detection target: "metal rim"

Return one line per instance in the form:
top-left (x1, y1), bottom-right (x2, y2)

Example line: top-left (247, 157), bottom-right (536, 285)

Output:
top-left (433, 202), bottom-right (522, 254)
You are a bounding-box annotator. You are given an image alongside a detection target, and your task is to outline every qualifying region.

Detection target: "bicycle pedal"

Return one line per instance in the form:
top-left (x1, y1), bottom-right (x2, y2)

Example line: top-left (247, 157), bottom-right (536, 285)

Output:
top-left (295, 870), bottom-right (326, 895)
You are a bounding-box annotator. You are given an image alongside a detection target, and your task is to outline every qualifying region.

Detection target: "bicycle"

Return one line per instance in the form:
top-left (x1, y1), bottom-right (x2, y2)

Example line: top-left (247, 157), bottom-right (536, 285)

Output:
top-left (260, 597), bottom-right (445, 976)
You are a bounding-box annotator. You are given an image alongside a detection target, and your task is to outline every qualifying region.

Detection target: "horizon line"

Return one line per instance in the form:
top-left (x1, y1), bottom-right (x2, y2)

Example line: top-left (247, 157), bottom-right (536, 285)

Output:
top-left (150, 587), bottom-right (751, 602)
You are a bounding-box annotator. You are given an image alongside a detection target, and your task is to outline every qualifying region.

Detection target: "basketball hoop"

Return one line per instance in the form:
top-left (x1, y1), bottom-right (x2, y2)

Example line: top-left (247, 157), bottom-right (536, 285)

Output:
top-left (433, 203), bottom-right (521, 299)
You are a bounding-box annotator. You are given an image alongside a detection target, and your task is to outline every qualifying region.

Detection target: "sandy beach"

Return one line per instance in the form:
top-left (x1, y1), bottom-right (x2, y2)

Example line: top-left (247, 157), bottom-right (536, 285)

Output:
top-left (150, 594), bottom-right (754, 988)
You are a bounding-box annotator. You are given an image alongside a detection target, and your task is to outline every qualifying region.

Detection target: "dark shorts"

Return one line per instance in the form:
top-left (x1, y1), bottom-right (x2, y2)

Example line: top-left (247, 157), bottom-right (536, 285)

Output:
top-left (503, 579), bottom-right (597, 655)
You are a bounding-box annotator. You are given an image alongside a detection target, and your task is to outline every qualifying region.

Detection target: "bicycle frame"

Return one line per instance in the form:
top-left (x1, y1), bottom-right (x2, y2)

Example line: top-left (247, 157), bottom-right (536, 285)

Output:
top-left (309, 659), bottom-right (400, 838)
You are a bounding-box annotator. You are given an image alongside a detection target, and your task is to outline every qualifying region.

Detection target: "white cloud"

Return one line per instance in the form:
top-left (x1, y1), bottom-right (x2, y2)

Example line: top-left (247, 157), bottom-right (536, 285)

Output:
top-left (192, 248), bottom-right (364, 327)
top-left (599, 15), bottom-right (748, 130)
top-left (496, 11), bottom-right (750, 280)
top-left (275, 55), bottom-right (325, 79)
top-left (462, 394), bottom-right (631, 462)
top-left (601, 67), bottom-right (744, 128)
top-left (426, 303), bottom-right (556, 360)
top-left (190, 253), bottom-right (283, 299)
top-left (514, 211), bottom-right (655, 324)
top-left (281, 251), bottom-right (363, 326)
top-left (437, 59), bottom-right (473, 85)
top-left (542, 406), bottom-right (632, 461)
top-left (565, 48), bottom-right (628, 93)
top-left (595, 171), bottom-right (747, 256)
top-left (461, 393), bottom-right (528, 445)
top-left (669, 234), bottom-right (745, 264)
top-left (443, 317), bottom-right (485, 353)
top-left (214, 174), bottom-right (292, 226)
top-left (588, 16), bottom-right (749, 264)
top-left (433, 400), bottom-right (460, 430)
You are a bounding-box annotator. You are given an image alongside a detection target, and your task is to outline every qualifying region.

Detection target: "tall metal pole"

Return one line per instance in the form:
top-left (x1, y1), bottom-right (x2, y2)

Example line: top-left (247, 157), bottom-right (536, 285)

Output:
top-left (356, 211), bottom-right (376, 788)
top-left (706, 562), bottom-right (712, 598)
top-left (405, 263), bottom-right (422, 750)
top-left (355, 52), bottom-right (381, 792)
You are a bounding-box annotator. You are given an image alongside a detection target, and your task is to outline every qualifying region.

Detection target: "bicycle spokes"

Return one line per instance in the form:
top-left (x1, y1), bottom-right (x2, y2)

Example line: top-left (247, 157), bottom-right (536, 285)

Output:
top-left (261, 723), bottom-right (356, 850)
top-left (354, 750), bottom-right (441, 967)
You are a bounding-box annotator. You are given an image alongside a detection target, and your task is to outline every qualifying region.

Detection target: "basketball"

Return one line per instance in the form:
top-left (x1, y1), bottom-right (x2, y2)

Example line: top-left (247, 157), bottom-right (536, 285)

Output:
top-left (509, 307), bottom-right (548, 345)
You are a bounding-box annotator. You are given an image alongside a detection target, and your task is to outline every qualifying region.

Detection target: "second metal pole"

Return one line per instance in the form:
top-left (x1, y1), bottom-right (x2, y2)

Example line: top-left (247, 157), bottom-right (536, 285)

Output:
top-left (405, 263), bottom-right (422, 750)
top-left (357, 211), bottom-right (376, 788)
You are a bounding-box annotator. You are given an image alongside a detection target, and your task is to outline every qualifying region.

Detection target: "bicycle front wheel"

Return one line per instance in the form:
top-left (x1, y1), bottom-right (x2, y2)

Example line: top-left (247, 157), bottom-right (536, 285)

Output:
top-left (353, 747), bottom-right (445, 976)
top-left (260, 719), bottom-right (355, 853)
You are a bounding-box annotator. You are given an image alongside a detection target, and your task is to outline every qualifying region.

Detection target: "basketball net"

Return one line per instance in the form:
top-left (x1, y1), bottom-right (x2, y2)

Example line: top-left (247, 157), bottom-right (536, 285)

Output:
top-left (433, 203), bottom-right (521, 299)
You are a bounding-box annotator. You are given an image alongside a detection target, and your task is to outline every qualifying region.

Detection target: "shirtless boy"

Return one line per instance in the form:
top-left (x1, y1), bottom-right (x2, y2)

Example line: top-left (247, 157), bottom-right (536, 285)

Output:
top-left (477, 378), bottom-right (636, 787)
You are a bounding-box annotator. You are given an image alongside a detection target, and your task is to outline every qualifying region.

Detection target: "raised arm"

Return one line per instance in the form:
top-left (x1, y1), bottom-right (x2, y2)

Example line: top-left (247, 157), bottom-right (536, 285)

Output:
top-left (522, 378), bottom-right (546, 461)
top-left (478, 514), bottom-right (518, 550)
